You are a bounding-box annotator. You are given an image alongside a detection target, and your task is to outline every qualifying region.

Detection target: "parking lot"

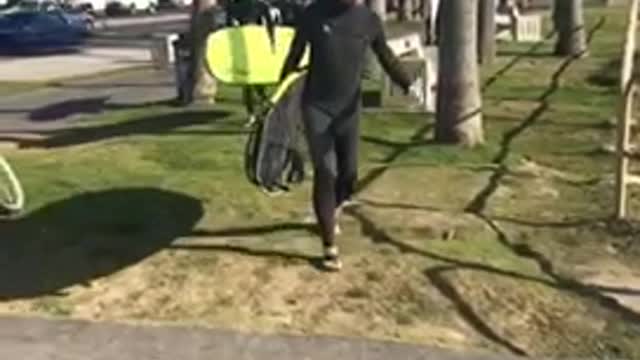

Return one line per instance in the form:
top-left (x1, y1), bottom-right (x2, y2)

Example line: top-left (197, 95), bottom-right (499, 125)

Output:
top-left (0, 0), bottom-right (190, 81)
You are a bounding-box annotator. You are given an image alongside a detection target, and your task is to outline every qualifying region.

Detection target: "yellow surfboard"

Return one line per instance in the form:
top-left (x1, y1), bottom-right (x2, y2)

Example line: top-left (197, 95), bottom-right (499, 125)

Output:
top-left (205, 24), bottom-right (310, 86)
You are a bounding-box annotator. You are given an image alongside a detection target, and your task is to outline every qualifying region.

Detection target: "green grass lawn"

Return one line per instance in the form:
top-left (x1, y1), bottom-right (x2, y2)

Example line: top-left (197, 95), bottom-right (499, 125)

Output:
top-left (1, 6), bottom-right (640, 359)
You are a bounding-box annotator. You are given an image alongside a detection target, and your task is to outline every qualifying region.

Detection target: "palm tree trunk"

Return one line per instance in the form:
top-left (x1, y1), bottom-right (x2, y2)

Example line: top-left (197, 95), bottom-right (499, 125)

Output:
top-left (188, 0), bottom-right (218, 104)
top-left (553, 0), bottom-right (587, 57)
top-left (398, 0), bottom-right (411, 21)
top-left (477, 0), bottom-right (496, 65)
top-left (435, 0), bottom-right (484, 146)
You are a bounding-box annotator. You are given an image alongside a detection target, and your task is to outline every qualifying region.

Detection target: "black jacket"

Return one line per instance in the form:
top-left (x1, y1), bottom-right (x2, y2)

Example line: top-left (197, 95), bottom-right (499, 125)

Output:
top-left (280, 0), bottom-right (413, 115)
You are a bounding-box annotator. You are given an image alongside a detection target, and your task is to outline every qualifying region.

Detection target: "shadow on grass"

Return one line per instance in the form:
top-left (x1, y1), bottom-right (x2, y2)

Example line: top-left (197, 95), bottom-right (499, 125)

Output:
top-left (495, 50), bottom-right (554, 58)
top-left (29, 97), bottom-right (114, 122)
top-left (28, 97), bottom-right (179, 122)
top-left (0, 188), bottom-right (204, 300)
top-left (355, 32), bottom-right (563, 197)
top-left (343, 205), bottom-right (640, 357)
top-left (189, 224), bottom-right (317, 237)
top-left (466, 17), bottom-right (606, 214)
top-left (176, 224), bottom-right (334, 272)
top-left (425, 265), bottom-right (528, 356)
top-left (427, 15), bottom-right (640, 353)
top-left (348, 206), bottom-right (640, 298)
top-left (587, 52), bottom-right (640, 88)
top-left (455, 17), bottom-right (631, 337)
top-left (338, 16), bottom-right (640, 356)
top-left (483, 30), bottom-right (556, 92)
top-left (0, 96), bottom-right (179, 122)
top-left (0, 110), bottom-right (235, 149)
top-left (357, 199), bottom-right (442, 212)
top-left (490, 215), bottom-right (606, 229)
top-left (344, 205), bottom-right (530, 356)
top-left (48, 81), bottom-right (174, 90)
top-left (481, 214), bottom-right (640, 315)
top-left (356, 123), bottom-right (433, 194)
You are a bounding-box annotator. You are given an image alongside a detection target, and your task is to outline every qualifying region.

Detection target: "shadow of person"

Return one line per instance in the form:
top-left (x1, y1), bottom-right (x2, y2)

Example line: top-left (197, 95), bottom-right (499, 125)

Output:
top-left (0, 188), bottom-right (204, 300)
top-left (29, 97), bottom-right (111, 122)
top-left (26, 97), bottom-right (182, 123)
top-left (2, 110), bottom-right (233, 149)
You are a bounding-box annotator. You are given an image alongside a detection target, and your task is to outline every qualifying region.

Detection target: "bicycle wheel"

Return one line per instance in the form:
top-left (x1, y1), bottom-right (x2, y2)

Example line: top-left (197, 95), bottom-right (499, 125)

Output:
top-left (0, 156), bottom-right (25, 214)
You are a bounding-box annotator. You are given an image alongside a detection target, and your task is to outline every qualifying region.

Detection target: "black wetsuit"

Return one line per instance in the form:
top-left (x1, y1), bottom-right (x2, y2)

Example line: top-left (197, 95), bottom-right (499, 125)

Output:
top-left (280, 0), bottom-right (413, 249)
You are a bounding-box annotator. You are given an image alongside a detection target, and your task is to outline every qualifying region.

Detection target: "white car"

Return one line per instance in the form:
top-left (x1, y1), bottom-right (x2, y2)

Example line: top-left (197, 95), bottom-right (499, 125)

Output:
top-left (105, 0), bottom-right (157, 14)
top-left (65, 0), bottom-right (105, 13)
top-left (66, 0), bottom-right (157, 14)
top-left (169, 0), bottom-right (190, 8)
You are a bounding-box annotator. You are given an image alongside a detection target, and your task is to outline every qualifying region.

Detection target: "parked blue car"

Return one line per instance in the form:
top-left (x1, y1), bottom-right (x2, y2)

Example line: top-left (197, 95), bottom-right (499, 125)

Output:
top-left (0, 1), bottom-right (93, 54)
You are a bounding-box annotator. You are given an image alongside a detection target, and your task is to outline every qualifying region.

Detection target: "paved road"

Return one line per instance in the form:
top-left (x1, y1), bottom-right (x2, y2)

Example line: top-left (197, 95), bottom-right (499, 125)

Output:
top-left (0, 315), bottom-right (520, 360)
top-left (88, 20), bottom-right (189, 48)
top-left (0, 11), bottom-right (189, 80)
top-left (0, 68), bottom-right (175, 137)
top-left (89, 12), bottom-right (189, 49)
top-left (0, 46), bottom-right (155, 82)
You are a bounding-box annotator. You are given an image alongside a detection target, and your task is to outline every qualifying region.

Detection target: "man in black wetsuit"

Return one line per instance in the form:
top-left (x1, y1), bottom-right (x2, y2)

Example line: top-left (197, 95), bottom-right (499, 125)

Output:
top-left (280, 0), bottom-right (414, 271)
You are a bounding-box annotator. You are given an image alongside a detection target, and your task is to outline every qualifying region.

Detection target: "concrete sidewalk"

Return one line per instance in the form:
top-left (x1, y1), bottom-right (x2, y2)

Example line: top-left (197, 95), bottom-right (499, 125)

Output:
top-left (93, 13), bottom-right (189, 31)
top-left (0, 47), bottom-right (152, 82)
top-left (0, 11), bottom-right (188, 82)
top-left (0, 315), bottom-right (519, 360)
top-left (0, 68), bottom-right (174, 135)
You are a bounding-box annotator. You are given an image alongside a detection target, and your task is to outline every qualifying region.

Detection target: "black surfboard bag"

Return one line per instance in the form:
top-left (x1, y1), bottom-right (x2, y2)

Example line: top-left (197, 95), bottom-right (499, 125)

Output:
top-left (244, 72), bottom-right (307, 193)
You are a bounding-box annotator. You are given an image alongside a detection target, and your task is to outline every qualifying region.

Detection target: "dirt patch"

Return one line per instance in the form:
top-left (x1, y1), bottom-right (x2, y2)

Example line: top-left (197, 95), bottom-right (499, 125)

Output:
top-left (433, 269), bottom-right (608, 357)
top-left (0, 248), bottom-right (486, 351)
top-left (0, 171), bottom-right (637, 357)
top-left (576, 260), bottom-right (640, 313)
top-left (509, 158), bottom-right (594, 184)
top-left (1, 146), bottom-right (636, 358)
top-left (356, 205), bottom-right (492, 242)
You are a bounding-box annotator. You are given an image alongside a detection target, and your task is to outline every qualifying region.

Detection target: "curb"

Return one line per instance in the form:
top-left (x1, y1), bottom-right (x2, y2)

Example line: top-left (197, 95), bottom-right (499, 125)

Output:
top-left (93, 13), bottom-right (189, 30)
top-left (0, 315), bottom-right (521, 360)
